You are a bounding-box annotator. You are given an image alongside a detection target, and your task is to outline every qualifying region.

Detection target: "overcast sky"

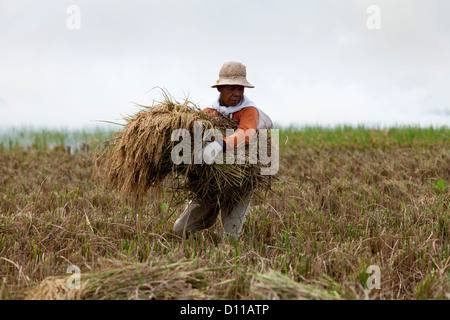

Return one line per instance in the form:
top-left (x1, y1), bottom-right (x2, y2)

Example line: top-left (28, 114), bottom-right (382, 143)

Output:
top-left (1, 0), bottom-right (449, 129)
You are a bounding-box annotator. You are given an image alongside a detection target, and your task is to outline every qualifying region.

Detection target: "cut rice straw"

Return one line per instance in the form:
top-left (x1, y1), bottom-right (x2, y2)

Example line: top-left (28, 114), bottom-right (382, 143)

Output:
top-left (94, 89), bottom-right (274, 215)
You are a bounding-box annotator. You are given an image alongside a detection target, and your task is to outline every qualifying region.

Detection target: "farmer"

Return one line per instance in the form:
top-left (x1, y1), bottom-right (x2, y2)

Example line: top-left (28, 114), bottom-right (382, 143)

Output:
top-left (173, 61), bottom-right (273, 239)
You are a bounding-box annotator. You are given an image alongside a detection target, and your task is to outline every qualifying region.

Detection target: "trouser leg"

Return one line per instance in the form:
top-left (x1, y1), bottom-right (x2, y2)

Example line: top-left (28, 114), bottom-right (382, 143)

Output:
top-left (221, 193), bottom-right (252, 238)
top-left (173, 199), bottom-right (219, 233)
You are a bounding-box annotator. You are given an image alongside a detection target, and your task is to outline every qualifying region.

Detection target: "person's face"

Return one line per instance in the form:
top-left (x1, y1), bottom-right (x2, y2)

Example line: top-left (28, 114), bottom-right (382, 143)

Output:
top-left (218, 85), bottom-right (244, 106)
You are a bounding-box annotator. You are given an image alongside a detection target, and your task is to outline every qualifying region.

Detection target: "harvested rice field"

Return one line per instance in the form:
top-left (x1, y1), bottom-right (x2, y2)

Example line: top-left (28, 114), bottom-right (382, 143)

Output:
top-left (0, 125), bottom-right (449, 300)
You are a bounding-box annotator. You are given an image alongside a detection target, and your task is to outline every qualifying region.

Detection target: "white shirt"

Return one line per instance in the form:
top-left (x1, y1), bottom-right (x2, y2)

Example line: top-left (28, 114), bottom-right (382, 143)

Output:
top-left (209, 95), bottom-right (274, 130)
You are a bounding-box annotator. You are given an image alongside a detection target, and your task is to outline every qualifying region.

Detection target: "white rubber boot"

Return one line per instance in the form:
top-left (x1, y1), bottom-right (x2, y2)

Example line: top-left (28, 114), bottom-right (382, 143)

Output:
top-left (173, 200), bottom-right (219, 234)
top-left (221, 193), bottom-right (252, 239)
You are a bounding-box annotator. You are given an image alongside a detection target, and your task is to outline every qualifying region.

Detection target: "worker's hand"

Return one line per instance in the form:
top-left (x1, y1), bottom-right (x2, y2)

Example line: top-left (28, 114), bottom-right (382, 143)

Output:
top-left (202, 140), bottom-right (225, 164)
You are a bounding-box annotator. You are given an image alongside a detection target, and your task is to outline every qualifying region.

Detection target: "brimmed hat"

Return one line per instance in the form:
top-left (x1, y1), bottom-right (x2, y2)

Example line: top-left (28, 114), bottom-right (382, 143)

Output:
top-left (211, 61), bottom-right (254, 88)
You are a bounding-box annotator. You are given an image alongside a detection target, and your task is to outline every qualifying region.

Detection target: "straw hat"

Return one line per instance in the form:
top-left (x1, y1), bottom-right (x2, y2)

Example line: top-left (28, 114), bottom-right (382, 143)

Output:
top-left (211, 61), bottom-right (254, 88)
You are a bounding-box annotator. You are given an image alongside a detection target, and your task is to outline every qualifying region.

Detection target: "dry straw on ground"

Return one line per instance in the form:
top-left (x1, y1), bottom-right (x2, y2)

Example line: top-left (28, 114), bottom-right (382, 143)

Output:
top-left (25, 259), bottom-right (338, 300)
top-left (94, 91), bottom-right (273, 213)
top-left (249, 270), bottom-right (344, 300)
top-left (25, 260), bottom-right (211, 300)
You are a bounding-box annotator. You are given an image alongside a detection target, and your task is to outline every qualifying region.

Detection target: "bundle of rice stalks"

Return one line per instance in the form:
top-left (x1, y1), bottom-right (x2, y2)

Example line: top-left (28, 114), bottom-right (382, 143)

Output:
top-left (95, 90), bottom-right (273, 213)
top-left (249, 270), bottom-right (343, 300)
top-left (25, 259), bottom-right (212, 300)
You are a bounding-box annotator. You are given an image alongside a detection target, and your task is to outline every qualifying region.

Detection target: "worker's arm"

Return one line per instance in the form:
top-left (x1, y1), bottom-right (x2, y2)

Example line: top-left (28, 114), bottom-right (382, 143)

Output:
top-left (203, 108), bottom-right (218, 116)
top-left (224, 107), bottom-right (258, 149)
top-left (202, 107), bottom-right (258, 149)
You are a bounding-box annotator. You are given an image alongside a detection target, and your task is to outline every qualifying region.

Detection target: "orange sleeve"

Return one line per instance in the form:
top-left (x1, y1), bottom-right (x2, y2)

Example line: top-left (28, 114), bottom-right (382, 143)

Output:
top-left (224, 107), bottom-right (258, 149)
